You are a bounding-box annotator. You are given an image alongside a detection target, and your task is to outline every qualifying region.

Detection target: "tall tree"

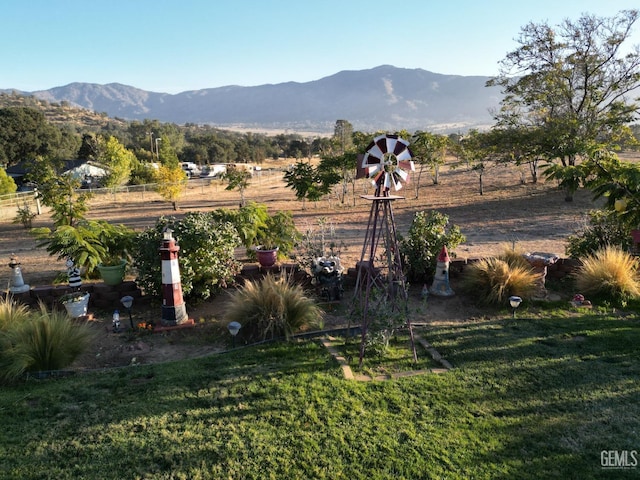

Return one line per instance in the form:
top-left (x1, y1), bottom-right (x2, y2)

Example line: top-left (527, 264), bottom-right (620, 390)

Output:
top-left (98, 136), bottom-right (136, 187)
top-left (0, 107), bottom-right (62, 165)
top-left (224, 167), bottom-right (252, 207)
top-left (155, 165), bottom-right (187, 211)
top-left (333, 120), bottom-right (353, 155)
top-left (488, 10), bottom-right (640, 199)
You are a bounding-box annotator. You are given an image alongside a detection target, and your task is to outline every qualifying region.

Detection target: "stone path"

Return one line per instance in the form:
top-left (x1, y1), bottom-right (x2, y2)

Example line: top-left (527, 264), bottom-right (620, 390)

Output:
top-left (320, 333), bottom-right (452, 381)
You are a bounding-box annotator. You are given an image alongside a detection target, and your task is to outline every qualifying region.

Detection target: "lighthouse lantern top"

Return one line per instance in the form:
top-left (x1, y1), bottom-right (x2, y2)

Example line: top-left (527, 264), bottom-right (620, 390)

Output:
top-left (163, 228), bottom-right (174, 241)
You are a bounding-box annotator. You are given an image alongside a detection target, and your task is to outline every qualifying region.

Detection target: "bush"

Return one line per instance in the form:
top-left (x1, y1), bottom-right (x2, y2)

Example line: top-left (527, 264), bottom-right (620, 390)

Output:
top-left (0, 300), bottom-right (94, 383)
top-left (133, 212), bottom-right (241, 300)
top-left (462, 257), bottom-right (539, 305)
top-left (224, 274), bottom-right (323, 343)
top-left (574, 246), bottom-right (640, 304)
top-left (399, 210), bottom-right (465, 282)
top-left (566, 209), bottom-right (632, 259)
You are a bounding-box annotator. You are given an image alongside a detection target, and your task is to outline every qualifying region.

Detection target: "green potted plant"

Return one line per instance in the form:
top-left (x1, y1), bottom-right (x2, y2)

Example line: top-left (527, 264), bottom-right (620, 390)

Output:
top-left (255, 211), bottom-right (300, 267)
top-left (32, 219), bottom-right (135, 285)
top-left (96, 222), bottom-right (135, 285)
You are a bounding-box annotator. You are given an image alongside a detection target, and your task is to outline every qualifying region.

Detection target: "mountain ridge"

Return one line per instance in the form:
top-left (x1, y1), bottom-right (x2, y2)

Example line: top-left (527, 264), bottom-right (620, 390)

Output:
top-left (3, 65), bottom-right (502, 133)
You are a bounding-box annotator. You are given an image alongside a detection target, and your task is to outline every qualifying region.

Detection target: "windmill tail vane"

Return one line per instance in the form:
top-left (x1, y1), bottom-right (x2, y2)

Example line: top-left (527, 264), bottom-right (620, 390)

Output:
top-left (361, 134), bottom-right (415, 194)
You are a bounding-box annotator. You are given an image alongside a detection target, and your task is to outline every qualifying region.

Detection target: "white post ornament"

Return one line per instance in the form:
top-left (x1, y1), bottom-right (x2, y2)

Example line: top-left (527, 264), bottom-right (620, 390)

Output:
top-left (8, 256), bottom-right (30, 294)
top-left (159, 228), bottom-right (188, 326)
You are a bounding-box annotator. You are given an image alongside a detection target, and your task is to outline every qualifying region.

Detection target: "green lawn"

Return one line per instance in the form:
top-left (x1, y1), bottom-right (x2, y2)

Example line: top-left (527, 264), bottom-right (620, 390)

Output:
top-left (1, 311), bottom-right (639, 479)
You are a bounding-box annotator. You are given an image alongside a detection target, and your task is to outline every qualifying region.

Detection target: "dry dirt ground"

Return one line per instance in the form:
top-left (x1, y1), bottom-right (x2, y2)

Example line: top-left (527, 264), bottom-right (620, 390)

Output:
top-left (0, 159), bottom-right (613, 371)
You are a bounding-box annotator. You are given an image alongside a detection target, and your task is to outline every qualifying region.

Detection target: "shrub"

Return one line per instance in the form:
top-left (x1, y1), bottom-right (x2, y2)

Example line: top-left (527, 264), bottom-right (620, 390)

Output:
top-left (224, 274), bottom-right (323, 343)
top-left (566, 209), bottom-right (632, 259)
top-left (133, 212), bottom-right (241, 300)
top-left (462, 257), bottom-right (539, 305)
top-left (0, 302), bottom-right (94, 383)
top-left (574, 246), bottom-right (640, 304)
top-left (12, 203), bottom-right (36, 229)
top-left (399, 210), bottom-right (465, 282)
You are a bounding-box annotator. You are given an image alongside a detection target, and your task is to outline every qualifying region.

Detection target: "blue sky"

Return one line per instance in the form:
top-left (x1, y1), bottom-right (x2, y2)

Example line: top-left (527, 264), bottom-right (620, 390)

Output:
top-left (2, 0), bottom-right (639, 93)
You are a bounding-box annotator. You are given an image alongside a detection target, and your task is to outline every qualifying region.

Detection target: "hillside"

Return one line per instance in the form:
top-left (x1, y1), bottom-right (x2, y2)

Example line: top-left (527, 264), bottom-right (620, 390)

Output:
top-left (0, 91), bottom-right (128, 130)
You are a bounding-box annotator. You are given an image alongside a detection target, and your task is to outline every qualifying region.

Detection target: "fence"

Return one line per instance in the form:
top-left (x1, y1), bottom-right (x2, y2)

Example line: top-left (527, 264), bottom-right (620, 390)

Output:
top-left (0, 169), bottom-right (287, 220)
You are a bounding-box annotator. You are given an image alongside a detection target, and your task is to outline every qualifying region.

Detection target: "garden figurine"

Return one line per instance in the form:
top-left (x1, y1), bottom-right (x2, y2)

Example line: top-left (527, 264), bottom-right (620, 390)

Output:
top-left (429, 246), bottom-right (454, 297)
top-left (66, 257), bottom-right (82, 290)
top-left (8, 255), bottom-right (30, 293)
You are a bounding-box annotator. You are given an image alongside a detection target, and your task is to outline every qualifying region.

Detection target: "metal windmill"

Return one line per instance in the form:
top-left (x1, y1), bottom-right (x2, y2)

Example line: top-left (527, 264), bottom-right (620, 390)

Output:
top-left (353, 134), bottom-right (417, 365)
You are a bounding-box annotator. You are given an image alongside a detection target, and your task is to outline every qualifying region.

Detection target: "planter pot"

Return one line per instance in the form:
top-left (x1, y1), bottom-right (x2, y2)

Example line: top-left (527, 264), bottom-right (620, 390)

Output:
top-left (256, 247), bottom-right (278, 267)
top-left (97, 259), bottom-right (127, 286)
top-left (63, 293), bottom-right (90, 318)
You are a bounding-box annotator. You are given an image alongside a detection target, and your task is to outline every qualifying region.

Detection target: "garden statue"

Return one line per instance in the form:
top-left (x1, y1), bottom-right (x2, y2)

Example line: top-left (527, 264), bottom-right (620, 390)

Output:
top-left (522, 252), bottom-right (559, 296)
top-left (8, 255), bottom-right (30, 294)
top-left (66, 257), bottom-right (82, 290)
top-left (312, 256), bottom-right (343, 301)
top-left (429, 246), bottom-right (454, 297)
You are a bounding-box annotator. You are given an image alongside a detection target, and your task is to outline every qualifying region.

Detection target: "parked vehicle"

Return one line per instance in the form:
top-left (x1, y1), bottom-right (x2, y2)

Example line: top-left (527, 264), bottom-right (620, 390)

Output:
top-left (181, 162), bottom-right (201, 178)
top-left (200, 164), bottom-right (227, 178)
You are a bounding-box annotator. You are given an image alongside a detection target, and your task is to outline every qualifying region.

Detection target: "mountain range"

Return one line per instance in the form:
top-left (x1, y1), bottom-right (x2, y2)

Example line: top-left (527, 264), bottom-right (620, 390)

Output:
top-left (6, 65), bottom-right (503, 133)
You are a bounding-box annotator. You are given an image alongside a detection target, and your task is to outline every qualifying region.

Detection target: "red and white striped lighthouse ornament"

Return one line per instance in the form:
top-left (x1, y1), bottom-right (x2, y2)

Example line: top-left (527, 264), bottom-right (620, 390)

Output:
top-left (159, 228), bottom-right (189, 326)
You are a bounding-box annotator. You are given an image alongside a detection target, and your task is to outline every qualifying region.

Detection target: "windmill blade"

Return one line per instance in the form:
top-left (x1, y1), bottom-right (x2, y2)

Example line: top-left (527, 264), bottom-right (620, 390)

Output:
top-left (362, 152), bottom-right (382, 167)
top-left (395, 167), bottom-right (409, 182)
top-left (367, 164), bottom-right (381, 177)
top-left (385, 136), bottom-right (398, 155)
top-left (391, 172), bottom-right (402, 191)
top-left (383, 172), bottom-right (392, 190)
top-left (366, 143), bottom-right (385, 159)
top-left (392, 137), bottom-right (408, 155)
top-left (374, 135), bottom-right (390, 154)
top-left (398, 160), bottom-right (415, 171)
top-left (396, 149), bottom-right (413, 161)
top-left (372, 170), bottom-right (384, 186)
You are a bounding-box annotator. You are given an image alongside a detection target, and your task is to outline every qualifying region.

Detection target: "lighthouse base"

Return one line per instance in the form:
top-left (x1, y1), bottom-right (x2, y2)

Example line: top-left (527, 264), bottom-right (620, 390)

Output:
top-left (161, 304), bottom-right (189, 327)
top-left (429, 279), bottom-right (455, 297)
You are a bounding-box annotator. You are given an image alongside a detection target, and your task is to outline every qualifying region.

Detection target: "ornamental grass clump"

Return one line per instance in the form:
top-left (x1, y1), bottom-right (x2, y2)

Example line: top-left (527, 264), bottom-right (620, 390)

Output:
top-left (0, 295), bottom-right (30, 330)
top-left (0, 300), bottom-right (94, 383)
top-left (574, 246), bottom-right (640, 304)
top-left (224, 274), bottom-right (322, 343)
top-left (463, 257), bottom-right (538, 306)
